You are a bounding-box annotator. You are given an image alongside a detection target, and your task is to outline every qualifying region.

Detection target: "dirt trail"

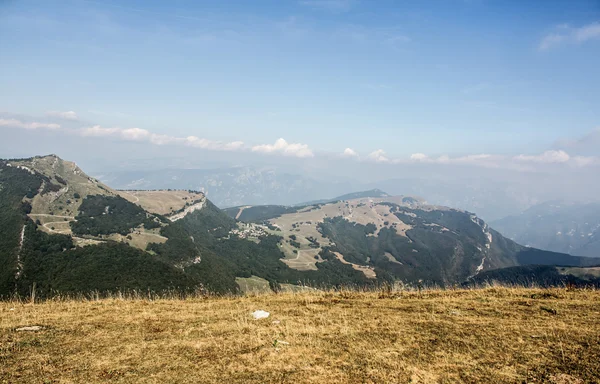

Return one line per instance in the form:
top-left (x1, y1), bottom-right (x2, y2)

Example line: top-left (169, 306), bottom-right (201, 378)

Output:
top-left (43, 221), bottom-right (72, 234)
top-left (29, 214), bottom-right (75, 219)
top-left (18, 225), bottom-right (25, 251)
top-left (281, 249), bottom-right (321, 271)
top-left (333, 252), bottom-right (376, 279)
top-left (15, 225), bottom-right (25, 280)
top-left (122, 191), bottom-right (140, 203)
top-left (235, 206), bottom-right (252, 220)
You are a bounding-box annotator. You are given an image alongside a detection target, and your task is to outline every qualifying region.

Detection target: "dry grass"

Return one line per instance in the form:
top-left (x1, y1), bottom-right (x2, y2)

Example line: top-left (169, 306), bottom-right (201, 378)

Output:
top-left (118, 190), bottom-right (204, 216)
top-left (1, 287), bottom-right (599, 383)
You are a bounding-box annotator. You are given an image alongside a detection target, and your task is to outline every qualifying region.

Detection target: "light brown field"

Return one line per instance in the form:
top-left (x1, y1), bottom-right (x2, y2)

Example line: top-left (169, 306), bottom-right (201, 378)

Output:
top-left (280, 249), bottom-right (322, 271)
top-left (104, 229), bottom-right (168, 250)
top-left (1, 287), bottom-right (599, 383)
top-left (118, 190), bottom-right (205, 216)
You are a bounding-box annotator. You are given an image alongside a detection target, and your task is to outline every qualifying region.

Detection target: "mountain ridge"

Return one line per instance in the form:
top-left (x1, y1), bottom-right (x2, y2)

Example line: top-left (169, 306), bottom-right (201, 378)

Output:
top-left (2, 154), bottom-right (598, 297)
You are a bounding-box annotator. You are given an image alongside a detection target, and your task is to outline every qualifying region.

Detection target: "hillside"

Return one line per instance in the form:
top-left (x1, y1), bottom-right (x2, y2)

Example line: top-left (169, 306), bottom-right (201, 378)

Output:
top-left (2, 287), bottom-right (599, 383)
top-left (491, 201), bottom-right (600, 257)
top-left (295, 188), bottom-right (394, 206)
top-left (223, 196), bottom-right (597, 286)
top-left (2, 155), bottom-right (599, 298)
top-left (468, 265), bottom-right (600, 287)
top-left (222, 190), bottom-right (424, 222)
top-left (0, 156), bottom-right (397, 296)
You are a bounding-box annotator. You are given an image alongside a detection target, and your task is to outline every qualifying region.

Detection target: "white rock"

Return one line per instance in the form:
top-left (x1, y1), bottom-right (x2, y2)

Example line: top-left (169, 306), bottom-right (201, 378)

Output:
top-left (252, 310), bottom-right (270, 320)
top-left (16, 326), bottom-right (43, 331)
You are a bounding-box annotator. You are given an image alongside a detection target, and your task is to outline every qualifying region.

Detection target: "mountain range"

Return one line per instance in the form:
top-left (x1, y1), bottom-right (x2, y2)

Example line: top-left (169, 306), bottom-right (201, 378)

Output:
top-left (96, 167), bottom-right (354, 209)
top-left (1, 155), bottom-right (599, 298)
top-left (491, 201), bottom-right (600, 257)
top-left (96, 168), bottom-right (554, 221)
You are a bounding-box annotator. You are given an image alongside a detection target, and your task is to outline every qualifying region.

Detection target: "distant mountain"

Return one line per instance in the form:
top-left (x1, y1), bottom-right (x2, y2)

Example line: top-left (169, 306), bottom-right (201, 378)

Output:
top-left (223, 189), bottom-right (405, 222)
top-left (2, 155), bottom-right (598, 298)
top-left (467, 265), bottom-right (600, 288)
top-left (96, 167), bottom-right (354, 208)
top-left (224, 196), bottom-right (596, 285)
top-left (296, 189), bottom-right (393, 206)
top-left (491, 201), bottom-right (600, 258)
top-left (376, 177), bottom-right (544, 222)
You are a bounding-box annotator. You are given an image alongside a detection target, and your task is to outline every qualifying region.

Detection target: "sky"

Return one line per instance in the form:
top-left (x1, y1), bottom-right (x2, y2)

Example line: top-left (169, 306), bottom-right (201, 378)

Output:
top-left (1, 0), bottom-right (600, 177)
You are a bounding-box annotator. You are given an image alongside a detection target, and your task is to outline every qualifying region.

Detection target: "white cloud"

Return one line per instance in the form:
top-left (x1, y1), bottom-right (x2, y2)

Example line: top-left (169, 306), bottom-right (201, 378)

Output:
top-left (80, 125), bottom-right (121, 137)
top-left (184, 136), bottom-right (242, 151)
top-left (0, 118), bottom-right (60, 130)
top-left (79, 125), bottom-right (244, 151)
top-left (46, 110), bottom-right (78, 121)
top-left (2, 115), bottom-right (314, 157)
top-left (342, 148), bottom-right (359, 157)
top-left (367, 149), bottom-right (390, 163)
top-left (514, 150), bottom-right (570, 163)
top-left (410, 153), bottom-right (429, 161)
top-left (539, 22), bottom-right (600, 51)
top-left (252, 138), bottom-right (314, 158)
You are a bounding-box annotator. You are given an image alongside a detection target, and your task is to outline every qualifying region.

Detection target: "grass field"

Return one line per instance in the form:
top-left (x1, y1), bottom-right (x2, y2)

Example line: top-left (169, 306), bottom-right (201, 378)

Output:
top-left (1, 287), bottom-right (598, 383)
top-left (118, 190), bottom-right (204, 216)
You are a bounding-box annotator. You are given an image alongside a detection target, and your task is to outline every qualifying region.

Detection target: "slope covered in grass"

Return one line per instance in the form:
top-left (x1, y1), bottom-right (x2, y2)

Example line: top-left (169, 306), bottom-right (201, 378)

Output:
top-left (1, 287), bottom-right (599, 383)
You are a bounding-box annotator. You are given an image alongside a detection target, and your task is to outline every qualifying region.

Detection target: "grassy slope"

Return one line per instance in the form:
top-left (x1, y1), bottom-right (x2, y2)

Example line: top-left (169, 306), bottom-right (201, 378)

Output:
top-left (1, 287), bottom-right (599, 383)
top-left (118, 190), bottom-right (205, 216)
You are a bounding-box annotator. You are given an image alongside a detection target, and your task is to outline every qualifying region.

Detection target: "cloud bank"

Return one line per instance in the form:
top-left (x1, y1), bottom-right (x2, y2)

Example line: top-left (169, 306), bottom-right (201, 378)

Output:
top-left (2, 113), bottom-right (598, 168)
top-left (0, 118), bottom-right (60, 130)
top-left (1, 116), bottom-right (313, 157)
top-left (252, 138), bottom-right (314, 158)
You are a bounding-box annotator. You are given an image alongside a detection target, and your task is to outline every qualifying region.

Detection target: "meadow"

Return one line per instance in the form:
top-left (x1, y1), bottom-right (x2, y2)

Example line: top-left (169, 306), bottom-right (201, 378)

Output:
top-left (1, 286), bottom-right (598, 383)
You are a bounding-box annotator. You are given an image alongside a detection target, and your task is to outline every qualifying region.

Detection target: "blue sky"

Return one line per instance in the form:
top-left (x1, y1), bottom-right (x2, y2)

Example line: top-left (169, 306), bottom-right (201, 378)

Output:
top-left (1, 0), bottom-right (599, 163)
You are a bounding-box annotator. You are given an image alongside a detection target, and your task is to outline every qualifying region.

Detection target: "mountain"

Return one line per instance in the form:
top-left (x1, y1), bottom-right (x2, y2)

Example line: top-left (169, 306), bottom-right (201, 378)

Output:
top-left (2, 155), bottom-right (598, 298)
top-left (222, 189), bottom-right (405, 222)
top-left (375, 177), bottom-right (545, 222)
top-left (296, 189), bottom-right (393, 206)
top-left (467, 265), bottom-right (600, 287)
top-left (224, 195), bottom-right (597, 285)
top-left (96, 167), bottom-right (354, 208)
top-left (491, 201), bottom-right (600, 258)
